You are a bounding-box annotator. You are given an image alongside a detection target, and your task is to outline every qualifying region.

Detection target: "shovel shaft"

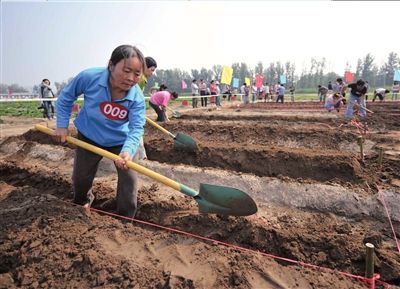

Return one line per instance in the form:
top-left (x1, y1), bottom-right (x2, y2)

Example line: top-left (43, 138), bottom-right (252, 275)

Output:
top-left (165, 106), bottom-right (175, 113)
top-left (165, 106), bottom-right (180, 115)
top-left (146, 117), bottom-right (175, 139)
top-left (34, 125), bottom-right (182, 191)
top-left (354, 102), bottom-right (374, 114)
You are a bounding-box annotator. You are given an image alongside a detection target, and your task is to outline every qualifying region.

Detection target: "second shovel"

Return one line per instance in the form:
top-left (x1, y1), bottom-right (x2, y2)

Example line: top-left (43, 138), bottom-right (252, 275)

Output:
top-left (166, 106), bottom-right (182, 118)
top-left (146, 117), bottom-right (197, 152)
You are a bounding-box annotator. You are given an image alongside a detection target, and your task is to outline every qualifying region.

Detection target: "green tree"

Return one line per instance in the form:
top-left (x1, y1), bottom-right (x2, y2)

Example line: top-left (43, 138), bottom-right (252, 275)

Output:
top-left (54, 78), bottom-right (72, 96)
top-left (275, 61), bottom-right (285, 83)
top-left (255, 61), bottom-right (263, 76)
top-left (190, 69), bottom-right (201, 81)
top-left (360, 53), bottom-right (375, 82)
top-left (355, 59), bottom-right (363, 79)
top-left (317, 58), bottom-right (326, 85)
top-left (285, 61), bottom-right (296, 86)
top-left (199, 68), bottom-right (213, 83)
top-left (232, 62), bottom-right (250, 85)
top-left (369, 66), bottom-right (379, 88)
top-left (211, 64), bottom-right (223, 81)
top-left (231, 63), bottom-right (241, 84)
top-left (265, 63), bottom-right (277, 84)
top-left (0, 84), bottom-right (9, 94)
top-left (0, 84), bottom-right (28, 94)
top-left (381, 52), bottom-right (399, 86)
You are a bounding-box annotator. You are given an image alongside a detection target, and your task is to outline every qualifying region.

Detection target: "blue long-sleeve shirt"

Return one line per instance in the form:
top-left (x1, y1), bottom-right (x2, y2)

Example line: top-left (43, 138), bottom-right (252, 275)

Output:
top-left (56, 67), bottom-right (146, 157)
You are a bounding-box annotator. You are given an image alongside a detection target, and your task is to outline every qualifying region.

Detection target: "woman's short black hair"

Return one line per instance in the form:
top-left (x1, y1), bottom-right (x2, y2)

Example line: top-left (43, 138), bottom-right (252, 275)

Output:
top-left (109, 45), bottom-right (145, 71)
top-left (145, 56), bottom-right (157, 68)
top-left (171, 92), bottom-right (178, 99)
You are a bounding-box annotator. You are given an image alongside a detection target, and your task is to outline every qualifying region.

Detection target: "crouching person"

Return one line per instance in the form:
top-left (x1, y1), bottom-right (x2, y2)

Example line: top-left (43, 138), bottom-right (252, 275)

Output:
top-left (325, 93), bottom-right (343, 112)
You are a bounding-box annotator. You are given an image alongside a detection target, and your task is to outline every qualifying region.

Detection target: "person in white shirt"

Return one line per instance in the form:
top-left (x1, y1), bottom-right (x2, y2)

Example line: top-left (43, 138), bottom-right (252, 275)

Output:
top-left (373, 88), bottom-right (390, 102)
top-left (240, 83), bottom-right (249, 104)
top-left (38, 78), bottom-right (55, 119)
top-left (251, 83), bottom-right (258, 103)
top-left (263, 83), bottom-right (270, 102)
top-left (191, 79), bottom-right (199, 108)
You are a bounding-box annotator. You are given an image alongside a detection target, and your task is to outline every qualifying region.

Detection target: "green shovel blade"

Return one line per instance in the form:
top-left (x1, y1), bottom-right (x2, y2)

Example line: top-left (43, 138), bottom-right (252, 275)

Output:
top-left (174, 132), bottom-right (198, 152)
top-left (172, 111), bottom-right (181, 118)
top-left (196, 184), bottom-right (258, 216)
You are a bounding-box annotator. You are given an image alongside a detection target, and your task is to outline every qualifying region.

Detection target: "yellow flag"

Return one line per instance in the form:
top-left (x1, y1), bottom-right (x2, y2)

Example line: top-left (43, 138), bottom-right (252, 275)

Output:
top-left (221, 66), bottom-right (233, 85)
top-left (245, 77), bottom-right (251, 86)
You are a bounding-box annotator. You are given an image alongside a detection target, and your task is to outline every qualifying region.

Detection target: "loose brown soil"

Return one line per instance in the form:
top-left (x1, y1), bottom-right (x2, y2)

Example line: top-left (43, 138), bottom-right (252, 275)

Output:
top-left (0, 101), bottom-right (399, 289)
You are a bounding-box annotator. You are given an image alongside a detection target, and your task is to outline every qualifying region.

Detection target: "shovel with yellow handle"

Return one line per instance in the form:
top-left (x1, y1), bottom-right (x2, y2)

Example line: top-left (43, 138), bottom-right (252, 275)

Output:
top-left (34, 124), bottom-right (257, 216)
top-left (145, 117), bottom-right (197, 152)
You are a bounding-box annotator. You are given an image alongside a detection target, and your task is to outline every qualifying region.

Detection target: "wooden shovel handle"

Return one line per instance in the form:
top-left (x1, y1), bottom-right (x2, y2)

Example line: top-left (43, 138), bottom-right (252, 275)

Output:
top-left (34, 124), bottom-right (180, 191)
top-left (145, 117), bottom-right (175, 138)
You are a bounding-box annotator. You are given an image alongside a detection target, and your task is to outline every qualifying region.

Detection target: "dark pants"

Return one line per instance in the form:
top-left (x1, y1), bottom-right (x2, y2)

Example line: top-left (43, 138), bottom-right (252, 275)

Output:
top-left (373, 93), bottom-right (384, 102)
top-left (42, 101), bottom-right (54, 119)
top-left (149, 101), bottom-right (166, 122)
top-left (200, 91), bottom-right (207, 107)
top-left (212, 92), bottom-right (221, 106)
top-left (192, 93), bottom-right (198, 108)
top-left (73, 132), bottom-right (138, 218)
top-left (276, 95), bottom-right (284, 103)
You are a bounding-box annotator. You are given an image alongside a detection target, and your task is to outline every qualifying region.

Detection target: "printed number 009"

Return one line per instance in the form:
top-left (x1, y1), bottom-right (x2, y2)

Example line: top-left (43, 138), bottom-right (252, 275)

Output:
top-left (103, 103), bottom-right (127, 119)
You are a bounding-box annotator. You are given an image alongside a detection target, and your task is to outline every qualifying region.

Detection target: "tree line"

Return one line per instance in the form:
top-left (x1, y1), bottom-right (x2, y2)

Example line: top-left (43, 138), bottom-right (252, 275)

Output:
top-left (1, 52), bottom-right (398, 95)
top-left (148, 52), bottom-right (399, 93)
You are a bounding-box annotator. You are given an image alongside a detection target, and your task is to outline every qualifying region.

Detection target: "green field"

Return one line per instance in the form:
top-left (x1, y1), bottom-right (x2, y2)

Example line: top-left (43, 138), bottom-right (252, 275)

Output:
top-left (1, 101), bottom-right (46, 117)
top-left (0, 93), bottom-right (323, 118)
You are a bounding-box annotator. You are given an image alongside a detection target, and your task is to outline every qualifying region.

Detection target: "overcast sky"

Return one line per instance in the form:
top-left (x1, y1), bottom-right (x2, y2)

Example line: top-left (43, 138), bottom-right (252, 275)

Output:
top-left (1, 0), bottom-right (399, 87)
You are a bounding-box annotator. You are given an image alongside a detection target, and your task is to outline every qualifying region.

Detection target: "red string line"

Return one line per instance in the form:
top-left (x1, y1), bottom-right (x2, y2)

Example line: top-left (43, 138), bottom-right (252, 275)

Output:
top-left (76, 205), bottom-right (391, 288)
top-left (378, 190), bottom-right (400, 254)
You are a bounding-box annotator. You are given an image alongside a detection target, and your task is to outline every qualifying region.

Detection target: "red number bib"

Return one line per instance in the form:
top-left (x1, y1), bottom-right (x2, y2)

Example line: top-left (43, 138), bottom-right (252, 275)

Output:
top-left (100, 102), bottom-right (128, 120)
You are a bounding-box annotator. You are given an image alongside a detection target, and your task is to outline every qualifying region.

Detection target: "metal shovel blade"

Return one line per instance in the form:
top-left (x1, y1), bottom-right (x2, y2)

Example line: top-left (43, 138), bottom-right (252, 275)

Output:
top-left (195, 184), bottom-right (258, 216)
top-left (166, 106), bottom-right (181, 118)
top-left (172, 111), bottom-right (182, 118)
top-left (174, 132), bottom-right (198, 152)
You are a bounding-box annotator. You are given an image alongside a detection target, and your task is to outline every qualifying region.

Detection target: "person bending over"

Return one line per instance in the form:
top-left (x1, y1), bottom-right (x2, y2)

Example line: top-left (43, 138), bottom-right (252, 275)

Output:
top-left (55, 44), bottom-right (146, 218)
top-left (149, 90), bottom-right (178, 122)
top-left (373, 88), bottom-right (390, 102)
top-left (325, 93), bottom-right (343, 112)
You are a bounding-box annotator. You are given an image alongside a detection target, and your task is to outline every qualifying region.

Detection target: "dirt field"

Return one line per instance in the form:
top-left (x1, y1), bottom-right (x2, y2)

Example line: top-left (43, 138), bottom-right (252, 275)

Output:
top-left (0, 100), bottom-right (399, 289)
